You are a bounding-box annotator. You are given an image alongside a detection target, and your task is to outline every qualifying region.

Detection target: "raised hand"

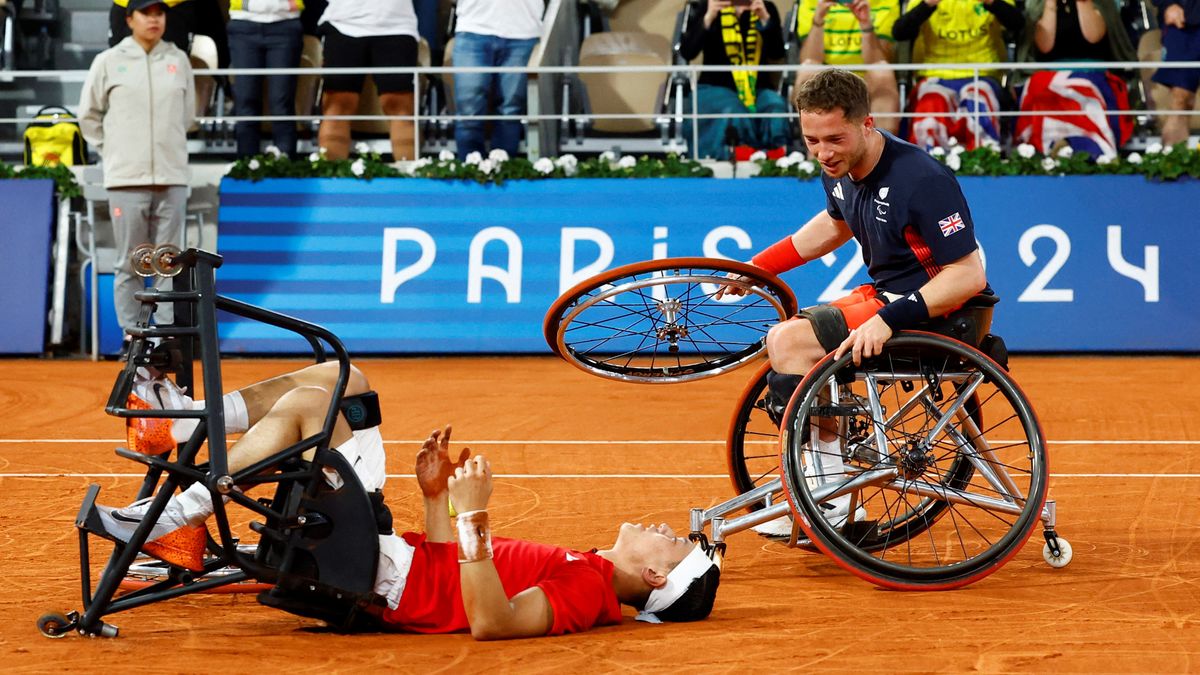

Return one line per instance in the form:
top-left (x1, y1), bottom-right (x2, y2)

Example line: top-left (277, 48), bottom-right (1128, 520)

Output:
top-left (448, 455), bottom-right (494, 513)
top-left (415, 425), bottom-right (471, 498)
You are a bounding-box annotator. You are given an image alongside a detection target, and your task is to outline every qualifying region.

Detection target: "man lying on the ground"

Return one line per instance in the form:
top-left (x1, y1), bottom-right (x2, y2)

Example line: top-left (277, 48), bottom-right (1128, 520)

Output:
top-left (98, 364), bottom-right (721, 638)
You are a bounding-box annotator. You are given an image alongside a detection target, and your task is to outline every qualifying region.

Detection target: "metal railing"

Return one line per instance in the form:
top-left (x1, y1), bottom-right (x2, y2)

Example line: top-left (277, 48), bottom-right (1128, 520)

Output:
top-left (3, 60), bottom-right (1199, 159)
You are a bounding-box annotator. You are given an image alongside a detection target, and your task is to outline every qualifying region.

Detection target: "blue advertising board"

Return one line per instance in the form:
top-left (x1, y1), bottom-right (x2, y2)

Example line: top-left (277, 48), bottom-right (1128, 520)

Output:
top-left (0, 179), bottom-right (56, 354)
top-left (217, 176), bottom-right (1196, 353)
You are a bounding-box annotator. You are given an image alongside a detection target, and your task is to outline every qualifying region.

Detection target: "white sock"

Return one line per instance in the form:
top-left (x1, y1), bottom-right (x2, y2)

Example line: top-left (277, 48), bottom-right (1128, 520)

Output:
top-left (175, 483), bottom-right (216, 525)
top-left (170, 391), bottom-right (249, 442)
top-left (815, 435), bottom-right (851, 510)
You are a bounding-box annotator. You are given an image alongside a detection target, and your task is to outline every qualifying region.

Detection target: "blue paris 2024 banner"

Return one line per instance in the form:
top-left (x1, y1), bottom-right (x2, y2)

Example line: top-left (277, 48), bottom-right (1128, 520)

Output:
top-left (217, 176), bottom-right (1192, 353)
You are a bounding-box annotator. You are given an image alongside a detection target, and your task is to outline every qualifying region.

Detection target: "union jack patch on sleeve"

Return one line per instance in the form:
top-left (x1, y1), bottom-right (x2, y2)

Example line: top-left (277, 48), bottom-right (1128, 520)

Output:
top-left (939, 212), bottom-right (965, 237)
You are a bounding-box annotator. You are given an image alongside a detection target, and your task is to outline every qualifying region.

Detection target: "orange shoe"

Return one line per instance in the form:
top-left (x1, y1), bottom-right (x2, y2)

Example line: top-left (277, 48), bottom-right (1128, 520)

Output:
top-left (125, 369), bottom-right (194, 454)
top-left (97, 498), bottom-right (209, 572)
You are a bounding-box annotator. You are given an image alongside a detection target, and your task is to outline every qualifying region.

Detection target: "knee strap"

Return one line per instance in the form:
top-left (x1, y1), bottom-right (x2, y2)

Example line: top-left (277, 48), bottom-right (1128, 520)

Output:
top-left (340, 391), bottom-right (382, 431)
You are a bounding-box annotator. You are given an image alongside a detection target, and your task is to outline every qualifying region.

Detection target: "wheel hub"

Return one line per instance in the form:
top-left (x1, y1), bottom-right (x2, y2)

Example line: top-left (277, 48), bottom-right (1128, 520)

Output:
top-left (655, 298), bottom-right (689, 351)
top-left (898, 441), bottom-right (933, 480)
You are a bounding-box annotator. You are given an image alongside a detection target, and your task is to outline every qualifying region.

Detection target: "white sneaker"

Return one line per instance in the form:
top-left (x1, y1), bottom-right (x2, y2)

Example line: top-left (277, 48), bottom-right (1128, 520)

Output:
top-left (97, 496), bottom-right (193, 543)
top-left (751, 500), bottom-right (868, 537)
top-left (132, 367), bottom-right (193, 411)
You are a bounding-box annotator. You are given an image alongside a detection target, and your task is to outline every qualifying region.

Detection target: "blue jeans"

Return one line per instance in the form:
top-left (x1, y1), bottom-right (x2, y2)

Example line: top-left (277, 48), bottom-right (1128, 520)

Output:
top-left (228, 18), bottom-right (303, 158)
top-left (684, 85), bottom-right (792, 160)
top-left (452, 32), bottom-right (540, 158)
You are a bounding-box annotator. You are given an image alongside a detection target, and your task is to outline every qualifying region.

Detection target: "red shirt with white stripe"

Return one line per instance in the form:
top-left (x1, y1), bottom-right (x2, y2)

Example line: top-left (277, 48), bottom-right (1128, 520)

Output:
top-left (382, 532), bottom-right (624, 635)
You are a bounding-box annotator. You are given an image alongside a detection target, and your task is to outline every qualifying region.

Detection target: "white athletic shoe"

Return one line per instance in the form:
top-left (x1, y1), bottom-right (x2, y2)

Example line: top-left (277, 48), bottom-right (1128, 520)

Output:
top-left (751, 499), bottom-right (868, 537)
top-left (132, 367), bottom-right (193, 411)
top-left (96, 496), bottom-right (208, 571)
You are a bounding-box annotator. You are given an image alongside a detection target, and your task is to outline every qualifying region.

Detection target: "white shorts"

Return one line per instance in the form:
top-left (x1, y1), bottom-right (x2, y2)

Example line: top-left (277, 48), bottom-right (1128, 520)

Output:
top-left (321, 426), bottom-right (387, 493)
top-left (374, 532), bottom-right (415, 610)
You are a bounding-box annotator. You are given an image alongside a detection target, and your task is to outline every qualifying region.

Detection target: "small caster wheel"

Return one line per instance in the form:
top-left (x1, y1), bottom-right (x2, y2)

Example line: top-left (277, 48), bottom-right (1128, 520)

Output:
top-left (1043, 536), bottom-right (1073, 568)
top-left (150, 244), bottom-right (183, 277)
top-left (130, 243), bottom-right (156, 277)
top-left (37, 612), bottom-right (76, 638)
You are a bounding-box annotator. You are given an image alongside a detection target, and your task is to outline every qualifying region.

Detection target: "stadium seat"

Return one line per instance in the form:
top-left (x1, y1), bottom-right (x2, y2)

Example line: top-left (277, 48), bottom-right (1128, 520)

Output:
top-left (578, 31), bottom-right (670, 134)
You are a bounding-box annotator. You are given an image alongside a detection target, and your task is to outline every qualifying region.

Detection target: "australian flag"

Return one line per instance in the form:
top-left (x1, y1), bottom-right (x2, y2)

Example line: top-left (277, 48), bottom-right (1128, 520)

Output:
top-left (939, 212), bottom-right (965, 237)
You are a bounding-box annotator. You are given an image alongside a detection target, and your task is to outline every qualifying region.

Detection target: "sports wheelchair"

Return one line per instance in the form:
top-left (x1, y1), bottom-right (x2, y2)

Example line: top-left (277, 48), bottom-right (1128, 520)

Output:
top-left (544, 257), bottom-right (1072, 590)
top-left (38, 247), bottom-right (390, 638)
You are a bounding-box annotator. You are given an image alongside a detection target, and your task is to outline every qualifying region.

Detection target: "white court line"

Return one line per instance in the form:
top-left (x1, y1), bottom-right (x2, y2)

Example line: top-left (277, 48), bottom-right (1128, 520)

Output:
top-left (1, 438), bottom-right (1199, 445)
top-left (3, 472), bottom-right (1200, 479)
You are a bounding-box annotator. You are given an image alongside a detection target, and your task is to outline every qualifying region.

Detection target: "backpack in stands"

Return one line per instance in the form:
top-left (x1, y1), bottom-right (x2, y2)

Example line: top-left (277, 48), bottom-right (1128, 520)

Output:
top-left (24, 105), bottom-right (88, 166)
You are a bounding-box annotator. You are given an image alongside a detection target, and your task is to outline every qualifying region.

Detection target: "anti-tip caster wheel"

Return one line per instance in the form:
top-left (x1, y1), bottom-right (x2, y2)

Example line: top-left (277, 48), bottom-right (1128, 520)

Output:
top-left (1043, 536), bottom-right (1073, 569)
top-left (37, 611), bottom-right (77, 638)
top-left (150, 244), bottom-right (183, 277)
top-left (129, 243), bottom-right (156, 277)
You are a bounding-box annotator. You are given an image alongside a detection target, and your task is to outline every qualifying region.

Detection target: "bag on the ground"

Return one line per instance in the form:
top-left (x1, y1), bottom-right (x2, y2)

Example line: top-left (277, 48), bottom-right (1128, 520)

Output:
top-left (23, 105), bottom-right (88, 166)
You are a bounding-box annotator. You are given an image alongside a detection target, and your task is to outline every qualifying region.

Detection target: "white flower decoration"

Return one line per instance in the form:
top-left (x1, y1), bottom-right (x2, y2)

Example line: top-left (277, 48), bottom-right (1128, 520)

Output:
top-left (950, 144), bottom-right (966, 156)
top-left (929, 147), bottom-right (946, 158)
top-left (1096, 154), bottom-right (1114, 166)
top-left (488, 148), bottom-right (510, 163)
top-left (982, 139), bottom-right (1001, 152)
top-left (308, 151), bottom-right (321, 162)
top-left (350, 158), bottom-right (366, 176)
top-left (748, 150), bottom-right (767, 161)
top-left (946, 136), bottom-right (960, 148)
top-left (438, 149), bottom-right (455, 161)
top-left (1040, 157), bottom-right (1057, 172)
top-left (533, 157), bottom-right (555, 174)
top-left (1057, 145), bottom-right (1073, 158)
top-left (318, 146), bottom-right (328, 156)
top-left (618, 155), bottom-right (637, 169)
top-left (1163, 144), bottom-right (1175, 155)
top-left (248, 158), bottom-right (261, 171)
top-left (775, 156), bottom-right (795, 169)
top-left (264, 145), bottom-right (283, 158)
top-left (946, 154), bottom-right (962, 171)
top-left (1127, 152), bottom-right (1143, 165)
top-left (464, 151), bottom-right (483, 165)
top-left (555, 154), bottom-right (579, 175)
top-left (355, 141), bottom-right (371, 155)
top-left (599, 150), bottom-right (617, 162)
top-left (478, 158), bottom-right (495, 174)
top-left (787, 151), bottom-right (805, 162)
top-left (1146, 142), bottom-right (1164, 155)
top-left (798, 160), bottom-right (816, 173)
top-left (1017, 143), bottom-right (1036, 159)
top-left (410, 157), bottom-right (433, 172)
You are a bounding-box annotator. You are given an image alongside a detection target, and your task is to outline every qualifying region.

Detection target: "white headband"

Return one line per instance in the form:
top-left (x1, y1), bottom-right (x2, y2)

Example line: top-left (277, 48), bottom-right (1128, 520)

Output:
top-left (635, 544), bottom-right (718, 624)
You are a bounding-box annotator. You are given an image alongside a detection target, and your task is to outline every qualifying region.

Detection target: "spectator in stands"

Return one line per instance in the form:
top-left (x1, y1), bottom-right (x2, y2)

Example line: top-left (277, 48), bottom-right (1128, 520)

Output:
top-left (108, 0), bottom-right (229, 69)
top-left (795, 0), bottom-right (902, 133)
top-left (679, 0), bottom-right (791, 160)
top-left (317, 0), bottom-right (420, 160)
top-left (452, 0), bottom-right (545, 159)
top-left (80, 0), bottom-right (194, 339)
top-left (892, 0), bottom-right (1025, 150)
top-left (1151, 0), bottom-right (1200, 146)
top-left (1015, 0), bottom-right (1136, 157)
top-left (227, 0), bottom-right (304, 158)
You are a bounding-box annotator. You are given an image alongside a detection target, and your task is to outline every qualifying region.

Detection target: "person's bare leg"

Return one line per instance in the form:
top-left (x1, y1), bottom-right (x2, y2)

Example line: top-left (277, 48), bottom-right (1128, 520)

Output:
top-left (223, 385), bottom-right (354, 475)
top-left (235, 362), bottom-right (370, 427)
top-left (381, 91), bottom-right (416, 160)
top-left (318, 90), bottom-right (360, 159)
top-left (1161, 86), bottom-right (1195, 146)
top-left (865, 69), bottom-right (900, 134)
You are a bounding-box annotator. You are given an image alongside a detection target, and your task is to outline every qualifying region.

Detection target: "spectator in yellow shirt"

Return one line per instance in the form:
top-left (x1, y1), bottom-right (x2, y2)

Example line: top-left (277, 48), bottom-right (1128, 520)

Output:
top-left (892, 0), bottom-right (1024, 150)
top-left (795, 0), bottom-right (902, 133)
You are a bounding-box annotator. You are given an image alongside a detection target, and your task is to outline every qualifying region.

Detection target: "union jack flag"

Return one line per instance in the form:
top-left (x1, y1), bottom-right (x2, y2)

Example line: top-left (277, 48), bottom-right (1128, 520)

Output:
top-left (939, 212), bottom-right (964, 237)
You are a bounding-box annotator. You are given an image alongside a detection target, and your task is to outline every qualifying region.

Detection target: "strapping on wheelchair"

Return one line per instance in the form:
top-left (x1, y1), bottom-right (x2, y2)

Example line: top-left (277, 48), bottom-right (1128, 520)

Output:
top-left (39, 249), bottom-right (397, 639)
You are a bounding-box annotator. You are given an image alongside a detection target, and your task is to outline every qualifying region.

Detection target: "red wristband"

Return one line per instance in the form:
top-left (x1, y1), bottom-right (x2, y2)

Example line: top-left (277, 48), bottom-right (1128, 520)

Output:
top-left (751, 236), bottom-right (807, 275)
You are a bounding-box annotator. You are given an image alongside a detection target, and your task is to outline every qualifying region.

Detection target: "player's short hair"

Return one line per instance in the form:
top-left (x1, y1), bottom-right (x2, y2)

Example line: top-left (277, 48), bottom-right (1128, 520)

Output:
top-left (792, 68), bottom-right (871, 122)
top-left (635, 543), bottom-right (722, 624)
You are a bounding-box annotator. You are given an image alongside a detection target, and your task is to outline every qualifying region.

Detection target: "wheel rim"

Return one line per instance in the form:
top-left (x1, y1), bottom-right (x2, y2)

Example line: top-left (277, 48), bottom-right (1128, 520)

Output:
top-left (781, 333), bottom-right (1047, 588)
top-left (545, 257), bottom-right (796, 383)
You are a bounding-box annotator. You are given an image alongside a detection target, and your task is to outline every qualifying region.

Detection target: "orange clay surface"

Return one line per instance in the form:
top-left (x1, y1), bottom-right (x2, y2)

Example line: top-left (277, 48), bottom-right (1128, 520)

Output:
top-left (1, 355), bottom-right (1199, 672)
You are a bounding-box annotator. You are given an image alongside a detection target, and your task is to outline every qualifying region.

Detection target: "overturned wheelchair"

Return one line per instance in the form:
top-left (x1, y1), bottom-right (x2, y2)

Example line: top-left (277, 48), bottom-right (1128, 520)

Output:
top-left (38, 248), bottom-right (391, 638)
top-left (544, 257), bottom-right (1071, 591)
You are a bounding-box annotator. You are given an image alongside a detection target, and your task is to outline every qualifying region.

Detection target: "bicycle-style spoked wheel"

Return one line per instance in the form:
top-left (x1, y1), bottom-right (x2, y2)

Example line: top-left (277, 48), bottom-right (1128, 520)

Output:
top-left (726, 360), bottom-right (783, 504)
top-left (544, 257), bottom-right (797, 383)
top-left (780, 332), bottom-right (1047, 590)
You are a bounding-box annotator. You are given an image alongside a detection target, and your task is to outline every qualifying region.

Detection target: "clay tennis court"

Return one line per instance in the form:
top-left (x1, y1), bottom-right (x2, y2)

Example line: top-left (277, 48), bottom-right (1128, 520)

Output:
top-left (2, 354), bottom-right (1198, 671)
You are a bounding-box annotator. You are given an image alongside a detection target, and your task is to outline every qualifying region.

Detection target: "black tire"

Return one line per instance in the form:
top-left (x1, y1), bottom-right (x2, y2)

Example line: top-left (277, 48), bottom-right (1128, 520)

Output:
top-left (544, 257), bottom-right (796, 383)
top-left (780, 332), bottom-right (1048, 590)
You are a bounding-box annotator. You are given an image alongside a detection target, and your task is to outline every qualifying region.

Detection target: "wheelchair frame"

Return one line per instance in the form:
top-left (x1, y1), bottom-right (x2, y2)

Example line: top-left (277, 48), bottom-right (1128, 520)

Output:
top-left (545, 256), bottom-right (1072, 591)
top-left (38, 249), bottom-right (380, 638)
